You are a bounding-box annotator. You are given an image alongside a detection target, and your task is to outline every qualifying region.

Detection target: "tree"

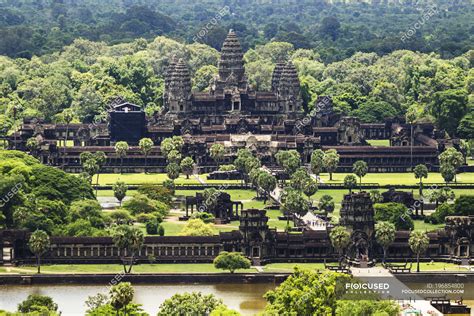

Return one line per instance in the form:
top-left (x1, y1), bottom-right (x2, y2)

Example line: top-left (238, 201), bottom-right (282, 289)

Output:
top-left (180, 219), bottom-right (216, 236)
top-left (180, 157), bottom-right (194, 179)
top-left (167, 149), bottom-right (182, 164)
top-left (290, 168), bottom-right (310, 191)
top-left (93, 151), bottom-right (106, 197)
top-left (320, 16), bottom-right (341, 40)
top-left (375, 221), bottom-right (396, 263)
top-left (109, 282), bottom-right (134, 315)
top-left (113, 181), bottom-right (128, 207)
top-left (114, 141), bottom-right (129, 174)
top-left (329, 226), bottom-right (351, 263)
top-left (157, 292), bottom-right (225, 316)
top-left (374, 202), bottom-right (413, 230)
top-left (18, 294), bottom-right (58, 314)
top-left (369, 190), bottom-right (383, 203)
top-left (112, 225), bottom-right (144, 273)
top-left (28, 230), bottom-right (50, 274)
top-left (257, 172), bottom-right (277, 205)
top-left (302, 178), bottom-right (318, 205)
top-left (343, 174), bottom-right (357, 194)
top-left (323, 149), bottom-right (339, 181)
top-left (281, 189), bottom-right (309, 227)
top-left (439, 147), bottom-right (464, 182)
top-left (429, 89), bottom-right (468, 137)
top-left (409, 231), bottom-right (429, 272)
top-left (26, 137), bottom-right (40, 157)
top-left (429, 186), bottom-right (455, 208)
top-left (210, 143), bottom-right (225, 169)
top-left (139, 137), bottom-right (153, 173)
top-left (275, 150), bottom-right (301, 178)
top-left (213, 251), bottom-right (251, 273)
top-left (454, 195), bottom-right (474, 216)
top-left (413, 164), bottom-right (428, 197)
top-left (335, 300), bottom-right (400, 316)
top-left (318, 195), bottom-right (335, 215)
top-left (352, 160), bottom-right (368, 191)
top-left (263, 268), bottom-right (352, 315)
top-left (310, 149), bottom-right (325, 180)
top-left (166, 162), bottom-right (180, 182)
top-left (440, 164), bottom-right (456, 184)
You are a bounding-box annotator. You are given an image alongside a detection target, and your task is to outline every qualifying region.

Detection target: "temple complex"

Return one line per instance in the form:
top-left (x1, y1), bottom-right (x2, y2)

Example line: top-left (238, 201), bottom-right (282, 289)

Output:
top-left (1, 193), bottom-right (472, 266)
top-left (6, 30), bottom-right (463, 173)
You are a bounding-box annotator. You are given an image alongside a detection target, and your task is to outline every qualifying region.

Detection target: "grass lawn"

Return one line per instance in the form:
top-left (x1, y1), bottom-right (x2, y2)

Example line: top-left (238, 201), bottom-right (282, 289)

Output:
top-left (318, 172), bottom-right (474, 185)
top-left (467, 158), bottom-right (474, 166)
top-left (93, 173), bottom-right (201, 185)
top-left (413, 220), bottom-right (444, 232)
top-left (383, 262), bottom-right (469, 272)
top-left (263, 263), bottom-right (325, 272)
top-left (1, 264), bottom-right (257, 274)
top-left (367, 139), bottom-right (390, 147)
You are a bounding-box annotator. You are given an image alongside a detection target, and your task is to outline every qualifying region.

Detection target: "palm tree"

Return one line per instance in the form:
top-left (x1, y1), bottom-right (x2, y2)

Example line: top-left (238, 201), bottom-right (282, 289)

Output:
top-left (139, 138), bottom-right (154, 174)
top-left (375, 221), bottom-right (396, 264)
top-left (352, 160), bottom-right (368, 191)
top-left (409, 230), bottom-right (429, 272)
top-left (28, 230), bottom-right (50, 274)
top-left (93, 151), bottom-right (106, 196)
top-left (329, 226), bottom-right (351, 265)
top-left (413, 164), bottom-right (428, 216)
top-left (61, 109), bottom-right (74, 169)
top-left (114, 141), bottom-right (129, 174)
top-left (343, 174), bottom-right (357, 194)
top-left (112, 225), bottom-right (144, 273)
top-left (210, 143), bottom-right (225, 170)
top-left (109, 282), bottom-right (134, 315)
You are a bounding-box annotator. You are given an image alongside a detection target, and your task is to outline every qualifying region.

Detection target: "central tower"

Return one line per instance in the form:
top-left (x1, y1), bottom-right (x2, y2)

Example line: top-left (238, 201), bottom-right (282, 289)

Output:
top-left (213, 29), bottom-right (248, 103)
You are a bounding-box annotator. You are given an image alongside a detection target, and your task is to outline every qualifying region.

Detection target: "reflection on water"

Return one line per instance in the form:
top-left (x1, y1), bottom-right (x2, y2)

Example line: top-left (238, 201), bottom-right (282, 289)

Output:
top-left (0, 283), bottom-right (276, 316)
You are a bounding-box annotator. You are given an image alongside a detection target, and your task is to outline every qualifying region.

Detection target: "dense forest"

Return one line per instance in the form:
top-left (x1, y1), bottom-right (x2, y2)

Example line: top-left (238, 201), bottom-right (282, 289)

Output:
top-left (0, 35), bottom-right (472, 139)
top-left (0, 0), bottom-right (472, 62)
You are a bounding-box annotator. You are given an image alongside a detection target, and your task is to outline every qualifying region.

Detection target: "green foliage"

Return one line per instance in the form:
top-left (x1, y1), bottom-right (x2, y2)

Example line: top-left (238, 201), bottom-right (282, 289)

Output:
top-left (375, 221), bottom-right (396, 262)
top-left (275, 150), bottom-right (301, 177)
top-left (343, 174), bottom-right (357, 193)
top-left (374, 203), bottom-right (414, 230)
top-left (258, 172), bottom-right (277, 204)
top-left (123, 193), bottom-right (169, 216)
top-left (166, 162), bottom-right (180, 181)
top-left (179, 219), bottom-right (216, 236)
top-left (335, 300), bottom-right (400, 316)
top-left (318, 194), bottom-right (335, 214)
top-left (17, 294), bottom-right (58, 314)
top-left (213, 251), bottom-right (251, 273)
top-left (191, 212), bottom-right (215, 224)
top-left (28, 230), bottom-right (50, 273)
top-left (210, 144), bottom-right (225, 167)
top-left (409, 230), bottom-right (429, 272)
top-left (157, 292), bottom-right (225, 316)
top-left (428, 203), bottom-right (455, 224)
top-left (323, 149), bottom-right (340, 180)
top-left (137, 185), bottom-right (173, 205)
top-left (219, 164), bottom-right (236, 171)
top-left (112, 225), bottom-right (144, 273)
top-left (329, 226), bottom-right (351, 258)
top-left (281, 188), bottom-right (309, 220)
top-left (263, 268), bottom-right (351, 315)
top-left (180, 157), bottom-right (195, 178)
top-left (108, 210), bottom-right (133, 225)
top-left (145, 220), bottom-right (159, 235)
top-left (454, 195), bottom-right (474, 216)
top-left (310, 149), bottom-right (325, 176)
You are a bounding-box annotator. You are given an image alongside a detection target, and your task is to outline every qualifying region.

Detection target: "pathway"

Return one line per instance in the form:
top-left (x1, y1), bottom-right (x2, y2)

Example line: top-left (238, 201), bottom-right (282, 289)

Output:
top-left (270, 185), bottom-right (284, 204)
top-left (193, 173), bottom-right (206, 184)
top-left (350, 267), bottom-right (442, 316)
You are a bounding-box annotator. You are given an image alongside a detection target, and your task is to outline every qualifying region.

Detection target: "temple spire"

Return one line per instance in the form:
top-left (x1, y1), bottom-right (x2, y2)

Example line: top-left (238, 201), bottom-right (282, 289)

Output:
top-left (278, 60), bottom-right (302, 113)
top-left (216, 29), bottom-right (246, 91)
top-left (165, 58), bottom-right (192, 113)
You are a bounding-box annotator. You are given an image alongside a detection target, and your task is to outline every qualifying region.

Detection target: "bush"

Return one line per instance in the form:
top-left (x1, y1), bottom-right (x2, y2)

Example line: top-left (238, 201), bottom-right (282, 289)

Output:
top-left (213, 251), bottom-right (251, 273)
top-left (146, 220), bottom-right (158, 235)
top-left (18, 294), bottom-right (58, 313)
top-left (454, 195), bottom-right (474, 216)
top-left (191, 212), bottom-right (215, 223)
top-left (135, 213), bottom-right (155, 223)
top-left (429, 203), bottom-right (455, 224)
top-left (158, 224), bottom-right (165, 236)
top-left (137, 185), bottom-right (173, 205)
top-left (374, 202), bottom-right (414, 230)
top-left (123, 193), bottom-right (169, 216)
top-left (108, 209), bottom-right (133, 225)
top-left (219, 164), bottom-right (236, 171)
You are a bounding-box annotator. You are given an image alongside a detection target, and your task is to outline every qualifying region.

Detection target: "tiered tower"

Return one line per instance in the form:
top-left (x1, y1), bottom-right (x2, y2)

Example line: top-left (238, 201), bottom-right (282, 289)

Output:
top-left (271, 62), bottom-right (285, 92)
top-left (213, 29), bottom-right (248, 96)
top-left (165, 59), bottom-right (192, 114)
top-left (339, 192), bottom-right (375, 261)
top-left (277, 61), bottom-right (302, 113)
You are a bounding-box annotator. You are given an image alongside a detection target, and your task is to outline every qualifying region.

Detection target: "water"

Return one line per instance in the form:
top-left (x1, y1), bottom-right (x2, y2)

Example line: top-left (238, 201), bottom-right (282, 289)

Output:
top-left (0, 283), bottom-right (275, 316)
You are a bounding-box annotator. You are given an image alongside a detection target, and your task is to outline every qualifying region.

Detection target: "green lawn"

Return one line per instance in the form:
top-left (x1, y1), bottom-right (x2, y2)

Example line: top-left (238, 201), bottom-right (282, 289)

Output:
top-left (467, 158), bottom-right (474, 166)
top-left (318, 172), bottom-right (474, 185)
top-left (383, 262), bottom-right (469, 272)
top-left (1, 264), bottom-right (257, 274)
top-left (413, 220), bottom-right (444, 232)
top-left (367, 139), bottom-right (390, 147)
top-left (93, 173), bottom-right (201, 185)
top-left (262, 263), bottom-right (326, 272)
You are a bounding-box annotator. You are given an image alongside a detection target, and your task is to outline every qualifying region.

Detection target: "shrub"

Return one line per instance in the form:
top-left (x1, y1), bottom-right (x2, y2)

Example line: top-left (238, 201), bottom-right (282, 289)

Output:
top-left (158, 224), bottom-right (165, 236)
top-left (429, 203), bottom-right (455, 224)
top-left (146, 220), bottom-right (158, 235)
top-left (135, 213), bottom-right (155, 223)
top-left (374, 202), bottom-right (414, 230)
top-left (137, 185), bottom-right (173, 205)
top-left (454, 195), bottom-right (474, 216)
top-left (213, 251), bottom-right (251, 273)
top-left (191, 212), bottom-right (215, 223)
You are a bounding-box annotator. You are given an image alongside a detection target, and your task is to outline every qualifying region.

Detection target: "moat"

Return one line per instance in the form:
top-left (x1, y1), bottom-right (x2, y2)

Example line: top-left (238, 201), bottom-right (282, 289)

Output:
top-left (0, 283), bottom-right (276, 315)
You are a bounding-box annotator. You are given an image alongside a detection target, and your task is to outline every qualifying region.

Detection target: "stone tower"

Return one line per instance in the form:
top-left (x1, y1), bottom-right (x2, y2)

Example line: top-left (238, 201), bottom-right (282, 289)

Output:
top-left (239, 209), bottom-right (272, 260)
top-left (214, 29), bottom-right (248, 96)
top-left (165, 59), bottom-right (192, 114)
top-left (339, 192), bottom-right (375, 261)
top-left (163, 55), bottom-right (177, 103)
top-left (278, 61), bottom-right (302, 113)
top-left (271, 62), bottom-right (285, 92)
